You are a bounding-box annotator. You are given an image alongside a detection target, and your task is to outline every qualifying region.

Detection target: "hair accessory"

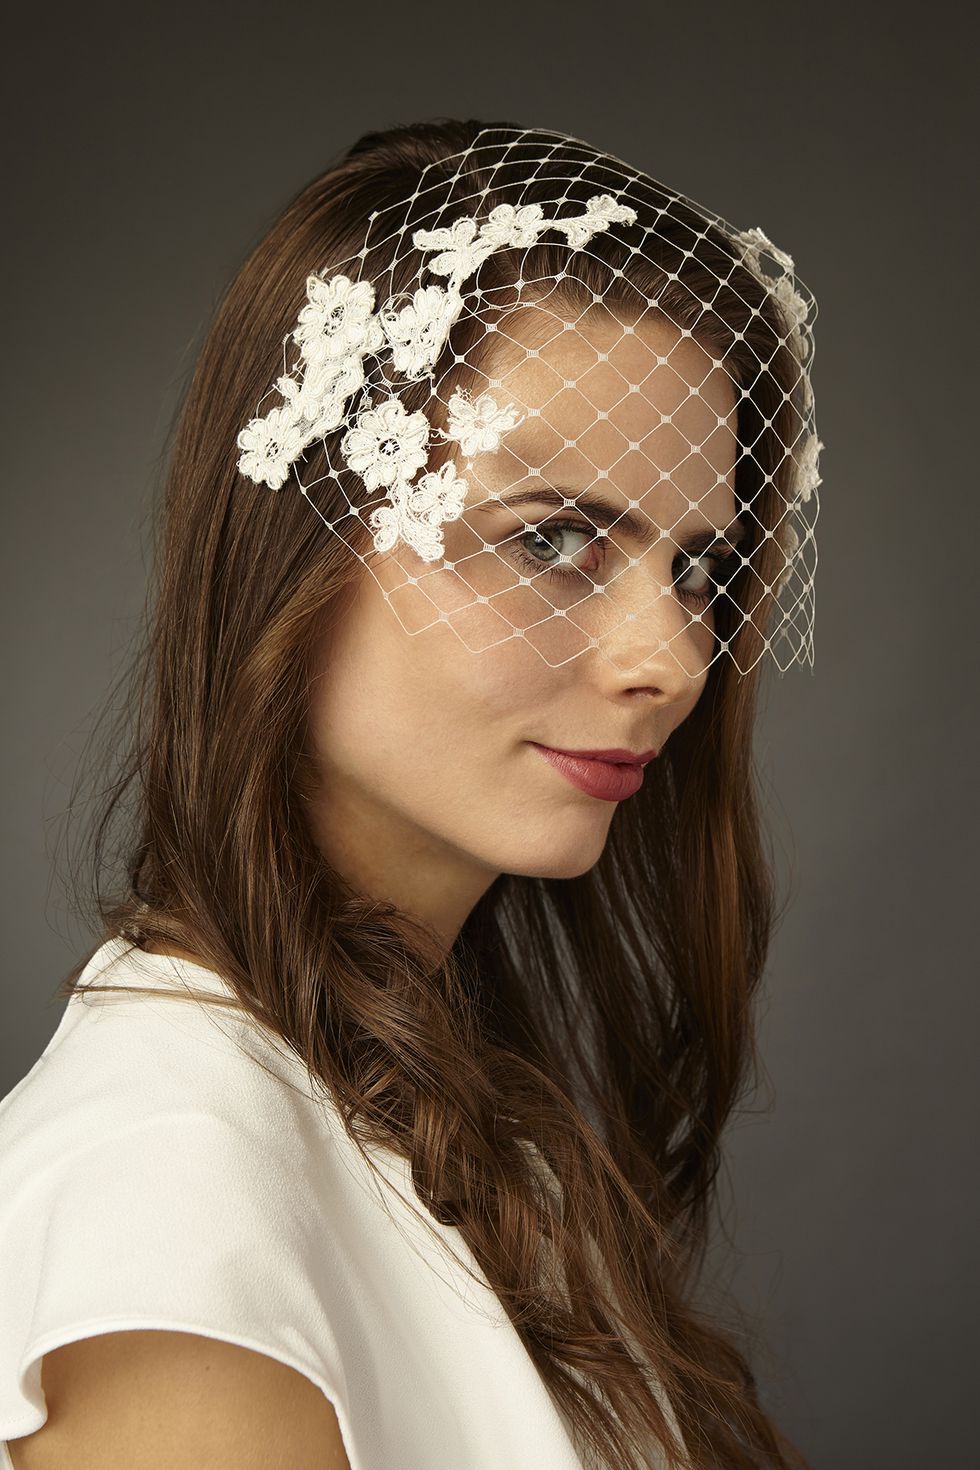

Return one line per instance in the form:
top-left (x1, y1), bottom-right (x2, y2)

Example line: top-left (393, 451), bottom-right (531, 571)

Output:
top-left (236, 124), bottom-right (822, 678)
top-left (237, 193), bottom-right (636, 510)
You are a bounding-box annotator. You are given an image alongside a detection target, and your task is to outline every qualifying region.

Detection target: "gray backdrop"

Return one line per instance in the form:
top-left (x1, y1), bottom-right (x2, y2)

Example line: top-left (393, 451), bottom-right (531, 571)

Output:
top-left (3, 3), bottom-right (976, 1465)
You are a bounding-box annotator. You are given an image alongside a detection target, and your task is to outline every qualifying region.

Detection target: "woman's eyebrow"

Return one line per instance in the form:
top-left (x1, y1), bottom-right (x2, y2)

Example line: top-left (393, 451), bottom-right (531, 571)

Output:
top-left (474, 487), bottom-right (747, 553)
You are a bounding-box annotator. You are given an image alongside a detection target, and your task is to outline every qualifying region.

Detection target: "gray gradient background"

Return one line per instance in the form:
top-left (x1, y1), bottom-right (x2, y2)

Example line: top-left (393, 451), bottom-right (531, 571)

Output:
top-left (2, 3), bottom-right (976, 1465)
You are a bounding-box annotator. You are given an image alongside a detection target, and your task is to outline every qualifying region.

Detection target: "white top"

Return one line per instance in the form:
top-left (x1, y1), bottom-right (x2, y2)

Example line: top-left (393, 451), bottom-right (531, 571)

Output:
top-left (0, 935), bottom-right (684, 1468)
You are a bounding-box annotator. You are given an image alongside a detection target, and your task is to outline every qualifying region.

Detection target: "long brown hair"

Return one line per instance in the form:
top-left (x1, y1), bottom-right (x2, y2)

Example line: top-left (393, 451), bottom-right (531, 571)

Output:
top-left (57, 118), bottom-right (814, 1470)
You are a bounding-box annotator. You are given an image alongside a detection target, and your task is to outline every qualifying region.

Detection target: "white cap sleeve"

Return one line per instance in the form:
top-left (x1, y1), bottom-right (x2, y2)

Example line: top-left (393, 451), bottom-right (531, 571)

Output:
top-left (0, 1110), bottom-right (347, 1442)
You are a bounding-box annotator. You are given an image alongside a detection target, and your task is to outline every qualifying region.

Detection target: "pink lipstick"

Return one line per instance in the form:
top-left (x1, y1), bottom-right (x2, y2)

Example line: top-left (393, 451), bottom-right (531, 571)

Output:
top-left (529, 743), bottom-right (659, 802)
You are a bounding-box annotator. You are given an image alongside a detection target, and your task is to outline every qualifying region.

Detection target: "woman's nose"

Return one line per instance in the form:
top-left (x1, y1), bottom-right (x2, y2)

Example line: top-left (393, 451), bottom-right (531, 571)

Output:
top-left (592, 560), bottom-right (715, 682)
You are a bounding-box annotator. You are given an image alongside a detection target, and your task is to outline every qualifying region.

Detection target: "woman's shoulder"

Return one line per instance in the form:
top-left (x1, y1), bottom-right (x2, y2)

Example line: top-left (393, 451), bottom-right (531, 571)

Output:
top-left (0, 935), bottom-right (332, 1195)
top-left (0, 934), bottom-right (391, 1329)
top-left (0, 937), bottom-right (359, 1447)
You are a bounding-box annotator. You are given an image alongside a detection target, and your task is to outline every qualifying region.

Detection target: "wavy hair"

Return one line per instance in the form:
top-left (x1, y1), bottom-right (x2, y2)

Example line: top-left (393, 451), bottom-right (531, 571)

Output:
top-left (57, 118), bottom-right (814, 1470)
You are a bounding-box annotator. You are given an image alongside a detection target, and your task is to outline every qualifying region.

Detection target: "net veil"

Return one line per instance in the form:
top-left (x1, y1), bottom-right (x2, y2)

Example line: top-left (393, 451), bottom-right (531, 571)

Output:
top-left (236, 124), bottom-right (822, 679)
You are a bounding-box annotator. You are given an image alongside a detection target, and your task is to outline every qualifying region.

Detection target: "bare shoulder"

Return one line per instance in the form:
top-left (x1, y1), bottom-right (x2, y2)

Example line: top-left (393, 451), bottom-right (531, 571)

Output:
top-left (7, 1329), bottom-right (352, 1470)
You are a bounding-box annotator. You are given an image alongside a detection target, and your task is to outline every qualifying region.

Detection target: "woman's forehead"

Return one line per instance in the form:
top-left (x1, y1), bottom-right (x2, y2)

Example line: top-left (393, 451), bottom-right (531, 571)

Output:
top-left (469, 300), bottom-right (737, 413)
top-left (470, 305), bottom-right (734, 443)
top-left (457, 305), bottom-right (740, 526)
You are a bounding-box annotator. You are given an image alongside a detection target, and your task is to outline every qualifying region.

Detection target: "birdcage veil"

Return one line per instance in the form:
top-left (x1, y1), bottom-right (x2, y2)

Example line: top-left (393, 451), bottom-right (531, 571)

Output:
top-left (237, 123), bottom-right (821, 679)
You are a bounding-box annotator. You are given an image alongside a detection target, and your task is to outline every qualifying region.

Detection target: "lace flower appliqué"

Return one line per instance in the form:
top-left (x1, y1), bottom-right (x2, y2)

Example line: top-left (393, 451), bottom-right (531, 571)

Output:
top-left (558, 193), bottom-right (637, 247)
top-left (439, 388), bottom-right (526, 458)
top-left (237, 192), bottom-right (639, 560)
top-left (795, 431), bottom-right (824, 505)
top-left (774, 520), bottom-right (801, 595)
top-left (294, 274), bottom-right (385, 367)
top-left (368, 461), bottom-right (468, 564)
top-left (379, 285), bottom-right (465, 377)
top-left (733, 225), bottom-right (811, 358)
top-left (236, 403), bottom-right (308, 492)
top-left (341, 398), bottom-right (431, 491)
top-left (276, 353), bottom-right (366, 430)
top-left (733, 226), bottom-right (795, 276)
top-left (480, 202), bottom-right (547, 248)
top-left (411, 217), bottom-right (494, 288)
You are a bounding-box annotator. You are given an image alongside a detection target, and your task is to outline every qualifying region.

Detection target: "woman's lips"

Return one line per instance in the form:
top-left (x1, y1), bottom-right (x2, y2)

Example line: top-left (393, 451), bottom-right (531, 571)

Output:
top-left (529, 743), bottom-right (649, 802)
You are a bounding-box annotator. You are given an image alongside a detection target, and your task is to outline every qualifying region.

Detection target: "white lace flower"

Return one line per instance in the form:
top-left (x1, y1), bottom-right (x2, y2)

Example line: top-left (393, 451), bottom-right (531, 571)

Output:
top-left (367, 462), bottom-right (468, 563)
top-left (733, 226), bottom-right (795, 277)
top-left (304, 382), bottom-right (360, 440)
top-left (369, 499), bottom-right (443, 563)
top-left (412, 216), bottom-right (497, 285)
top-left (275, 371), bottom-right (323, 422)
top-left (557, 194), bottom-right (638, 247)
top-left (412, 194), bottom-right (636, 289)
top-left (236, 402), bottom-right (308, 490)
top-left (242, 189), bottom-right (646, 502)
top-left (293, 273), bottom-right (385, 369)
top-left (799, 368), bottom-right (815, 418)
top-left (341, 397), bottom-right (431, 490)
top-left (771, 274), bottom-right (809, 334)
top-left (774, 520), bottom-right (800, 595)
top-left (440, 388), bottom-right (526, 458)
top-left (365, 500), bottom-right (400, 555)
top-left (480, 202), bottom-right (547, 248)
top-left (795, 431), bottom-right (824, 504)
top-left (276, 351), bottom-right (365, 425)
top-left (379, 285), bottom-right (464, 376)
top-left (407, 460), bottom-right (468, 525)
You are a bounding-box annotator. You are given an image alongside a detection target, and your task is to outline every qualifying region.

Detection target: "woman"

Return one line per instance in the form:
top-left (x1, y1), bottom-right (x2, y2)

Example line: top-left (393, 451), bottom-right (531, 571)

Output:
top-left (0, 119), bottom-right (821, 1469)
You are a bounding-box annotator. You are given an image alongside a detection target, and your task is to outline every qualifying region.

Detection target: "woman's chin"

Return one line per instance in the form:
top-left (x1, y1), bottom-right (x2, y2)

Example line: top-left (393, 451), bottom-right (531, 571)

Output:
top-left (499, 825), bottom-right (612, 881)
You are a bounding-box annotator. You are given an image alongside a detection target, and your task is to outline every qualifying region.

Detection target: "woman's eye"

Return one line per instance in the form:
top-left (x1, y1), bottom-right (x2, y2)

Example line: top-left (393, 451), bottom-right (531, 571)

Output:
top-left (675, 549), bottom-right (739, 604)
top-left (506, 518), bottom-right (741, 602)
top-left (511, 520), bottom-right (597, 575)
top-left (676, 555), bottom-right (712, 591)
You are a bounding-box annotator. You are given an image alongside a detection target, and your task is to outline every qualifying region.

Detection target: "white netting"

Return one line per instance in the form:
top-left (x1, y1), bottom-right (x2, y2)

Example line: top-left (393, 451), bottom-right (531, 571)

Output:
top-left (237, 123), bottom-right (821, 679)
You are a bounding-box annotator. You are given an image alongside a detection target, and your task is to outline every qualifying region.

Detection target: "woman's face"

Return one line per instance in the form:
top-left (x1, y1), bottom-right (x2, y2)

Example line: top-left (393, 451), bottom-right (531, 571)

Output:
top-left (306, 301), bottom-right (739, 950)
